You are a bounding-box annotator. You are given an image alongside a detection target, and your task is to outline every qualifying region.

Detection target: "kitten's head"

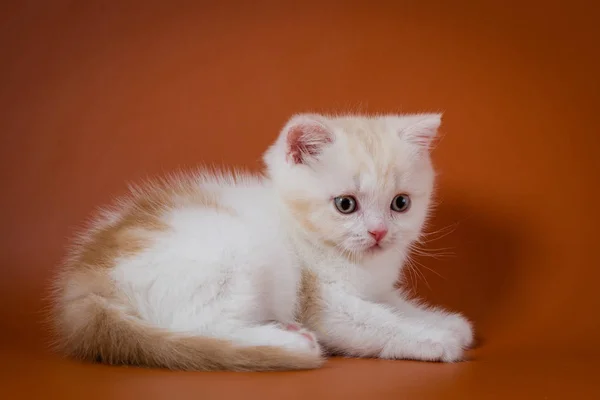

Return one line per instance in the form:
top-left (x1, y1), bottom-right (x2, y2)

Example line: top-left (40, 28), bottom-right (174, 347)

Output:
top-left (264, 113), bottom-right (440, 259)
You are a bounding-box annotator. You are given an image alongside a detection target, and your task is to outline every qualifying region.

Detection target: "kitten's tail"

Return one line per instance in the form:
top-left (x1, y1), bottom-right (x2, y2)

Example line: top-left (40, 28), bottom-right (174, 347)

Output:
top-left (50, 294), bottom-right (323, 372)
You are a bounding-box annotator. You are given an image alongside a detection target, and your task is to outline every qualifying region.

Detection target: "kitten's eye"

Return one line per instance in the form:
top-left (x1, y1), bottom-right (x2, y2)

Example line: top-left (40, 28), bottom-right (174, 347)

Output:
top-left (391, 194), bottom-right (411, 212)
top-left (334, 196), bottom-right (357, 214)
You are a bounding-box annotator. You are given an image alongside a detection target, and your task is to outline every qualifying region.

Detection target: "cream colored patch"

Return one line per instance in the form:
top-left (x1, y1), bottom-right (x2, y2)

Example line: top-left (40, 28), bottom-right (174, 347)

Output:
top-left (285, 197), bottom-right (319, 233)
top-left (345, 124), bottom-right (396, 187)
top-left (284, 196), bottom-right (340, 249)
top-left (78, 180), bottom-right (234, 270)
top-left (51, 292), bottom-right (323, 371)
top-left (169, 180), bottom-right (236, 215)
top-left (78, 198), bottom-right (167, 269)
top-left (296, 269), bottom-right (323, 334)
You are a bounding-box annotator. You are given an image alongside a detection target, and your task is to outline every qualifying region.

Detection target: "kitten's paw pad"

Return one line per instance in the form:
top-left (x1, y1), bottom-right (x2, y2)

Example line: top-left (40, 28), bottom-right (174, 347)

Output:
top-left (300, 331), bottom-right (315, 342)
top-left (287, 330), bottom-right (321, 354)
top-left (443, 313), bottom-right (474, 348)
top-left (282, 323), bottom-right (302, 332)
top-left (294, 327), bottom-right (318, 350)
top-left (279, 323), bottom-right (317, 344)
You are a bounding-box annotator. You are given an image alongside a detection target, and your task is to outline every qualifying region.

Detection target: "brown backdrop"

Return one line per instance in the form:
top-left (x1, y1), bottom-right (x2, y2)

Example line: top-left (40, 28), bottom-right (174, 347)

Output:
top-left (1, 1), bottom-right (599, 398)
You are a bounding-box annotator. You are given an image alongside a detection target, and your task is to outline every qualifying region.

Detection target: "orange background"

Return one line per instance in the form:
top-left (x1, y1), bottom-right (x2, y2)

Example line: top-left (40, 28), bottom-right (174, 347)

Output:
top-left (1, 1), bottom-right (599, 398)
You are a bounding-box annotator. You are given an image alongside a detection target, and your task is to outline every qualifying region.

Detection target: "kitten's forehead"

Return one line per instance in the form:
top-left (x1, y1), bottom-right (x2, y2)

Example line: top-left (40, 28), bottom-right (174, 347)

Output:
top-left (327, 116), bottom-right (414, 191)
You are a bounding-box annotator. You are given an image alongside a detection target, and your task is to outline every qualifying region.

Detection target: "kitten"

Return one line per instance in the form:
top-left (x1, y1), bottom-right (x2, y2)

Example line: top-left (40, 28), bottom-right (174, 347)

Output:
top-left (49, 113), bottom-right (473, 371)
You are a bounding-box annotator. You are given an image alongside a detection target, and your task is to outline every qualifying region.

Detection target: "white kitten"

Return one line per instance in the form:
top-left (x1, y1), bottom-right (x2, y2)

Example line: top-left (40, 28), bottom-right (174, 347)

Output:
top-left (49, 113), bottom-right (473, 371)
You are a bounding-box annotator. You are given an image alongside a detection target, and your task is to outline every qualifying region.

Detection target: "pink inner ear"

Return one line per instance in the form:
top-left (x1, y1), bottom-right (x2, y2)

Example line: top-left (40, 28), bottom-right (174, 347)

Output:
top-left (287, 123), bottom-right (332, 164)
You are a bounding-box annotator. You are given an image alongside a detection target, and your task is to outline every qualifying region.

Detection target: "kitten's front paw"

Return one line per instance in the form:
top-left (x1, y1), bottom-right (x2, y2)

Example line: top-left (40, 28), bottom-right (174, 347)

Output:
top-left (419, 328), bottom-right (464, 362)
top-left (381, 327), bottom-right (465, 362)
top-left (441, 313), bottom-right (474, 348)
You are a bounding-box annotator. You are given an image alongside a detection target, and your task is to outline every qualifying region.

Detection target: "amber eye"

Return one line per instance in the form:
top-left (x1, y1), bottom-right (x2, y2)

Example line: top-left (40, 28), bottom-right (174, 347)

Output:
top-left (391, 194), bottom-right (411, 212)
top-left (334, 196), bottom-right (358, 214)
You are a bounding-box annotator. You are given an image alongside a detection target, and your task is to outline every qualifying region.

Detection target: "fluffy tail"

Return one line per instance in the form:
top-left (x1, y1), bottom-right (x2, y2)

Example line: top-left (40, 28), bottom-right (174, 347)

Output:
top-left (50, 295), bottom-right (323, 371)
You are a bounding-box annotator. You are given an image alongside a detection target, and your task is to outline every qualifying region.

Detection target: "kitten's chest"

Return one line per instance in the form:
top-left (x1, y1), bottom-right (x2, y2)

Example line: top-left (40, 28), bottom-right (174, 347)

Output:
top-left (313, 250), bottom-right (402, 299)
top-left (349, 265), bottom-right (399, 299)
top-left (359, 251), bottom-right (404, 297)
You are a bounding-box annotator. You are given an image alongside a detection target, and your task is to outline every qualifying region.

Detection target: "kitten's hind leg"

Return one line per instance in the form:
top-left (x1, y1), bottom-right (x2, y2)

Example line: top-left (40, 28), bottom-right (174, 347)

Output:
top-left (225, 322), bottom-right (321, 356)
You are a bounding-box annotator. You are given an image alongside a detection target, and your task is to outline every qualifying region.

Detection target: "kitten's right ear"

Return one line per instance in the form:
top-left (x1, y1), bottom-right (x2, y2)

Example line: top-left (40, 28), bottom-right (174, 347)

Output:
top-left (395, 113), bottom-right (442, 152)
top-left (283, 115), bottom-right (333, 165)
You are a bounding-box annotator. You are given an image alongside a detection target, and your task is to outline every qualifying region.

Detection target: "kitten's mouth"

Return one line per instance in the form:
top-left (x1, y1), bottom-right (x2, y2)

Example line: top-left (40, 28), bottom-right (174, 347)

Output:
top-left (366, 243), bottom-right (384, 253)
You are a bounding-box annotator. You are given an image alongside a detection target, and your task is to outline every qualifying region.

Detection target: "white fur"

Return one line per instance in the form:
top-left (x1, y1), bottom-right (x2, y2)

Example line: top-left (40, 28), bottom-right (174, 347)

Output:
top-left (104, 113), bottom-right (473, 363)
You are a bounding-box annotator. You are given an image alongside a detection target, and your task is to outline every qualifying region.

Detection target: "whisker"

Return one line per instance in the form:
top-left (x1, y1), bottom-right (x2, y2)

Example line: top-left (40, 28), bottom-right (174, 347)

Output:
top-left (410, 257), bottom-right (445, 280)
top-left (406, 256), bottom-right (431, 290)
top-left (404, 257), bottom-right (420, 289)
top-left (410, 243), bottom-right (456, 252)
top-left (408, 244), bottom-right (456, 259)
top-left (418, 225), bottom-right (458, 244)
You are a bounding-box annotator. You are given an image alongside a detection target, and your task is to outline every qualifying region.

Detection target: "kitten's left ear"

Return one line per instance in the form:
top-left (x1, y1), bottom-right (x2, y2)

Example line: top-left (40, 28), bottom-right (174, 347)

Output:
top-left (397, 113), bottom-right (442, 151)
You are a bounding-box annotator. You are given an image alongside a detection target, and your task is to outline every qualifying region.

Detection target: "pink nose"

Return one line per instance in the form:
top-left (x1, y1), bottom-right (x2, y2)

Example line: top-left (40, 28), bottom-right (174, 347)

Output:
top-left (368, 228), bottom-right (388, 242)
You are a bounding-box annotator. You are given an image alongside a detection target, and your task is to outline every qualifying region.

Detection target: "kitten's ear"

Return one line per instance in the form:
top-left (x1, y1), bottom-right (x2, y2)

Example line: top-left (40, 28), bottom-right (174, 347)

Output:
top-left (284, 115), bottom-right (333, 165)
top-left (397, 113), bottom-right (442, 151)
